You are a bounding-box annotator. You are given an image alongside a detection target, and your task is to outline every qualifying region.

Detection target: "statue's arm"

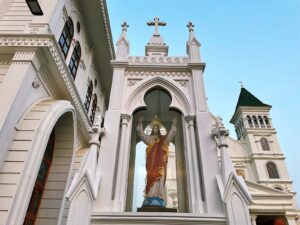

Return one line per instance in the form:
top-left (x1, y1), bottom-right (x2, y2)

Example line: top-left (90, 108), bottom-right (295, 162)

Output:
top-left (137, 121), bottom-right (151, 145)
top-left (166, 119), bottom-right (177, 144)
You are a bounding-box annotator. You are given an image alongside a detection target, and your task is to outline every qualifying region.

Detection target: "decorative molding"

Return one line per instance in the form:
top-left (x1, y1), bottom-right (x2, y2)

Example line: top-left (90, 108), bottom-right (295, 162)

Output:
top-left (0, 34), bottom-right (91, 133)
top-left (99, 0), bottom-right (115, 60)
top-left (185, 115), bottom-right (196, 125)
top-left (127, 78), bottom-right (142, 87)
top-left (0, 61), bottom-right (11, 66)
top-left (128, 56), bottom-right (188, 64)
top-left (174, 79), bottom-right (189, 88)
top-left (80, 59), bottom-right (86, 70)
top-left (27, 23), bottom-right (52, 35)
top-left (125, 70), bottom-right (191, 77)
top-left (62, 6), bottom-right (68, 21)
top-left (120, 114), bottom-right (131, 123)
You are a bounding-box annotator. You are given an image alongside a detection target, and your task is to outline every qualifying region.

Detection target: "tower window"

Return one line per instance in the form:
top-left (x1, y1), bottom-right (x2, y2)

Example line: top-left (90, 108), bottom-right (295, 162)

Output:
top-left (58, 17), bottom-right (74, 59)
top-left (266, 161), bottom-right (279, 179)
top-left (246, 116), bottom-right (253, 128)
top-left (68, 41), bottom-right (81, 80)
top-left (258, 116), bottom-right (265, 128)
top-left (260, 137), bottom-right (270, 151)
top-left (84, 80), bottom-right (93, 113)
top-left (90, 94), bottom-right (97, 124)
top-left (252, 116), bottom-right (259, 128)
top-left (264, 116), bottom-right (271, 128)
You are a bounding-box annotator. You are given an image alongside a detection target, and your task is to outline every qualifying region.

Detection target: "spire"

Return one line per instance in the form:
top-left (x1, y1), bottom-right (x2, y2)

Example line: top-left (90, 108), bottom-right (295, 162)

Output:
top-left (186, 21), bottom-right (201, 62)
top-left (145, 17), bottom-right (168, 56)
top-left (116, 21), bottom-right (130, 60)
top-left (230, 87), bottom-right (271, 123)
top-left (234, 87), bottom-right (271, 110)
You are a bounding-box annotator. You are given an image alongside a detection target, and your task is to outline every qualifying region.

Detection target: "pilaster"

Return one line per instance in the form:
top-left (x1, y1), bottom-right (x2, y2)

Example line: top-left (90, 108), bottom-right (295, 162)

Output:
top-left (113, 114), bottom-right (132, 211)
top-left (185, 115), bottom-right (204, 213)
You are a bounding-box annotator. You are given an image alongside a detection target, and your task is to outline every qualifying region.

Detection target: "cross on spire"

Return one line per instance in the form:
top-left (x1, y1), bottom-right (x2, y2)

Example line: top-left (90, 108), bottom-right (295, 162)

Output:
top-left (239, 81), bottom-right (244, 88)
top-left (121, 21), bottom-right (129, 32)
top-left (147, 17), bottom-right (166, 35)
top-left (187, 21), bottom-right (194, 32)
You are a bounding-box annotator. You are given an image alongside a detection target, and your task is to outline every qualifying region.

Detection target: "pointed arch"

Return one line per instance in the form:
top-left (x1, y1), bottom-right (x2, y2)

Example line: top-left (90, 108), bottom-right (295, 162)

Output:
top-left (124, 77), bottom-right (192, 116)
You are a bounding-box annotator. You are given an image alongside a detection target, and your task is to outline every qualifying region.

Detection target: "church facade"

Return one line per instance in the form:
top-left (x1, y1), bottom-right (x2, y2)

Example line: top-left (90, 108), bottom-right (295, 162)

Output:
top-left (0, 1), bottom-right (298, 225)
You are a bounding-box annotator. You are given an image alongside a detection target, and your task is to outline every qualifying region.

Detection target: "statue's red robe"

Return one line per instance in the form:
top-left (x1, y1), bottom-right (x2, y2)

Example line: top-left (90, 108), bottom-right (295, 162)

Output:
top-left (145, 135), bottom-right (169, 194)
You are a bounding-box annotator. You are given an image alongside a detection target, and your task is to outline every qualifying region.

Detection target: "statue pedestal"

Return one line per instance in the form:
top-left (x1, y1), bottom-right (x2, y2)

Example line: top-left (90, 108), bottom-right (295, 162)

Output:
top-left (137, 206), bottom-right (177, 212)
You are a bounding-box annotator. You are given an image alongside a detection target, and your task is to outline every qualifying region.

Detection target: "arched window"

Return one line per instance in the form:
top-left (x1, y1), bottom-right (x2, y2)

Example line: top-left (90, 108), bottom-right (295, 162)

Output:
top-left (258, 116), bottom-right (265, 128)
top-left (84, 80), bottom-right (93, 113)
top-left (90, 94), bottom-right (97, 124)
top-left (266, 161), bottom-right (280, 179)
top-left (59, 17), bottom-right (74, 58)
top-left (247, 116), bottom-right (253, 128)
top-left (23, 129), bottom-right (55, 225)
top-left (260, 137), bottom-right (270, 151)
top-left (68, 41), bottom-right (81, 80)
top-left (252, 116), bottom-right (258, 127)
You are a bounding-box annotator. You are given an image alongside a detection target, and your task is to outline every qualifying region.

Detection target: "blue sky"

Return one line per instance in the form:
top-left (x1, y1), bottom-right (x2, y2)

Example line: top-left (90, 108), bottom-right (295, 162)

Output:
top-left (107, 0), bottom-right (300, 203)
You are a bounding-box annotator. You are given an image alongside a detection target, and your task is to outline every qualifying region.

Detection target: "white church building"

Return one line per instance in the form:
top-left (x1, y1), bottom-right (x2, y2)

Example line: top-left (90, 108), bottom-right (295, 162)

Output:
top-left (0, 0), bottom-right (298, 225)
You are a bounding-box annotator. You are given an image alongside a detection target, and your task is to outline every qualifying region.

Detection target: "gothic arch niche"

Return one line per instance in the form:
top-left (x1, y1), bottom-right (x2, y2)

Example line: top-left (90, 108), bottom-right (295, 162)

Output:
top-left (126, 86), bottom-right (189, 212)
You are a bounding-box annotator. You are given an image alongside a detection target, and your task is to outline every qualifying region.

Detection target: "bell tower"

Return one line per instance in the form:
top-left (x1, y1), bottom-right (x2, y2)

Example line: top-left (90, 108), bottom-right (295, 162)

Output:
top-left (230, 87), bottom-right (294, 192)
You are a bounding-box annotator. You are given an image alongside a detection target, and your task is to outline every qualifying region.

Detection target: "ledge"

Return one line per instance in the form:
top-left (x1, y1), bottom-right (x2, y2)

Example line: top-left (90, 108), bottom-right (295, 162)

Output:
top-left (91, 212), bottom-right (226, 224)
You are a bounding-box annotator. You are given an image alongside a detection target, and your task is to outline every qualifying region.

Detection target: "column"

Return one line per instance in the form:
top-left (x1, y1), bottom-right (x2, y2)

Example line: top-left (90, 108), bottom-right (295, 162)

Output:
top-left (113, 114), bottom-right (131, 211)
top-left (185, 115), bottom-right (203, 213)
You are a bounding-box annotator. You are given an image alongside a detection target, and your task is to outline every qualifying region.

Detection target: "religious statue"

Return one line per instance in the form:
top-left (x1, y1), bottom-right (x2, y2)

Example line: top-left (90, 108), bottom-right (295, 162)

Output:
top-left (137, 115), bottom-right (177, 208)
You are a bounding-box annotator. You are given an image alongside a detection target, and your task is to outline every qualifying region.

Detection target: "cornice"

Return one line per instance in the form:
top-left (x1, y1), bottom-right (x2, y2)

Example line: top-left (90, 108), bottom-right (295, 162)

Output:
top-left (0, 34), bottom-right (91, 134)
top-left (125, 70), bottom-right (191, 77)
top-left (99, 0), bottom-right (115, 60)
top-left (0, 60), bottom-right (11, 65)
top-left (128, 56), bottom-right (189, 65)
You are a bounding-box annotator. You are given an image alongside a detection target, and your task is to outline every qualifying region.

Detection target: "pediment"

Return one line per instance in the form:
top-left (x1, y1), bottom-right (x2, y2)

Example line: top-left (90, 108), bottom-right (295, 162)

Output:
top-left (246, 180), bottom-right (292, 197)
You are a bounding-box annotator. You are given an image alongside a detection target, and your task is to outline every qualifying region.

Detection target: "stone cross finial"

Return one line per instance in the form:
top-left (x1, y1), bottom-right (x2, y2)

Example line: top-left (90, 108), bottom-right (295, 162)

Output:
top-left (187, 21), bottom-right (194, 32)
top-left (147, 17), bottom-right (166, 34)
top-left (121, 21), bottom-right (129, 32)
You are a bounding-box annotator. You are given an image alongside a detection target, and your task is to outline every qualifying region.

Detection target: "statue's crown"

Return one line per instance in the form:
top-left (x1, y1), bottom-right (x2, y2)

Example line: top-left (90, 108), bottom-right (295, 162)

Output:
top-left (151, 115), bottom-right (161, 127)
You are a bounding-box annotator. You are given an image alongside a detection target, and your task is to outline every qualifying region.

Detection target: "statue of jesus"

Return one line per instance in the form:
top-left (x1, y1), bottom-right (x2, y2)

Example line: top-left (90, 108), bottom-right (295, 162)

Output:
top-left (137, 115), bottom-right (177, 208)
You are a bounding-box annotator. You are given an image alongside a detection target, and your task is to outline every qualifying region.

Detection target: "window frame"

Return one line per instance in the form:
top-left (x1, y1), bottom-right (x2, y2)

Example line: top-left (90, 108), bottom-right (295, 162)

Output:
top-left (90, 94), bottom-right (97, 124)
top-left (84, 80), bottom-right (93, 113)
top-left (68, 41), bottom-right (81, 80)
top-left (266, 161), bottom-right (280, 179)
top-left (58, 17), bottom-right (74, 59)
